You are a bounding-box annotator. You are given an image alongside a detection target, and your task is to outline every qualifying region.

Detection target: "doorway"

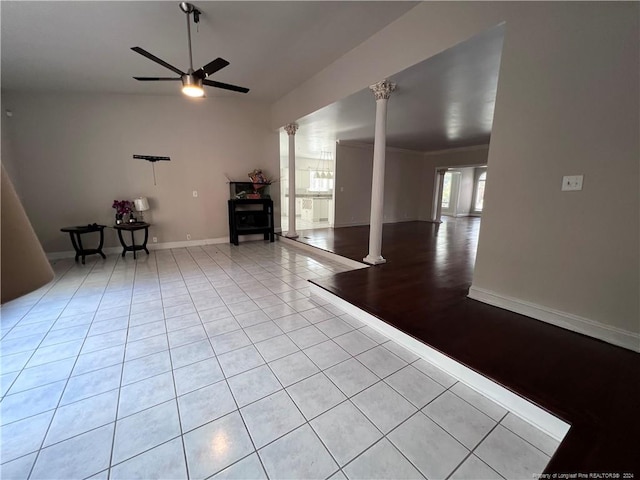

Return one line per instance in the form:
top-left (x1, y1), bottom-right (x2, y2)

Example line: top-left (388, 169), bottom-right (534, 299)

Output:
top-left (279, 135), bottom-right (336, 232)
top-left (434, 166), bottom-right (487, 222)
top-left (441, 171), bottom-right (461, 216)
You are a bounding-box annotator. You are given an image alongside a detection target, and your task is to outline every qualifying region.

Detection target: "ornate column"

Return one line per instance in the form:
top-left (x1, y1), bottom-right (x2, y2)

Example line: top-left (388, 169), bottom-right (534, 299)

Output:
top-left (432, 169), bottom-right (447, 223)
top-left (363, 79), bottom-right (396, 265)
top-left (284, 123), bottom-right (299, 238)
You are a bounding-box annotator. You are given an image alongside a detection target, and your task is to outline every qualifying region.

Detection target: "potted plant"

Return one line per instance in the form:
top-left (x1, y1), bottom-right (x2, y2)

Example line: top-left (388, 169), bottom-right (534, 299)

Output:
top-left (112, 200), bottom-right (133, 224)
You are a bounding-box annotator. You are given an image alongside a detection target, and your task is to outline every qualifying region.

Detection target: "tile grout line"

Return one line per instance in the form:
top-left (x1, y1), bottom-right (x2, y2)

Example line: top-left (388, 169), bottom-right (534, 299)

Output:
top-left (100, 252), bottom-right (137, 479)
top-left (186, 244), bottom-right (272, 480)
top-left (496, 416), bottom-right (556, 460)
top-left (1, 265), bottom-right (127, 419)
top-left (200, 243), bottom-right (343, 478)
top-left (445, 411), bottom-right (510, 480)
top-left (229, 249), bottom-right (386, 478)
top-left (0, 260), bottom-right (79, 403)
top-left (335, 329), bottom-right (517, 479)
top-left (0, 257), bottom-right (76, 332)
top-left (3, 241), bottom-right (546, 479)
top-left (203, 245), bottom-right (283, 479)
top-left (156, 247), bottom-right (193, 480)
top-left (24, 255), bottom-right (119, 479)
top-left (3, 246), bottom-right (336, 474)
top-left (308, 323), bottom-right (474, 478)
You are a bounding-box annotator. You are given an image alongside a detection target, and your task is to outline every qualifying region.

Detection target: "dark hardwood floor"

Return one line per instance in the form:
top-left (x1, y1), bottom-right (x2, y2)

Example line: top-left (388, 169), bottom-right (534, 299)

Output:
top-left (287, 218), bottom-right (640, 474)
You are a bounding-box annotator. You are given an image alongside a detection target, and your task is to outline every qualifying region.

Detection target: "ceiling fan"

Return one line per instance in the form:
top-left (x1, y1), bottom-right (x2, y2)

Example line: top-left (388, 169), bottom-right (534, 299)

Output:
top-left (131, 2), bottom-right (249, 97)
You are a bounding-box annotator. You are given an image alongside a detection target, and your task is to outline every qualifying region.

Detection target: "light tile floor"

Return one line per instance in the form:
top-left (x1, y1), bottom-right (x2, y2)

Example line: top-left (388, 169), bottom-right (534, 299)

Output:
top-left (1, 242), bottom-right (560, 480)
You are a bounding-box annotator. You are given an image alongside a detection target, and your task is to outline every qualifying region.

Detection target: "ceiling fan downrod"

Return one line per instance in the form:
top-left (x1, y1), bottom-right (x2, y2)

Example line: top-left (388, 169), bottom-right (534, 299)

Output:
top-left (179, 2), bottom-right (201, 72)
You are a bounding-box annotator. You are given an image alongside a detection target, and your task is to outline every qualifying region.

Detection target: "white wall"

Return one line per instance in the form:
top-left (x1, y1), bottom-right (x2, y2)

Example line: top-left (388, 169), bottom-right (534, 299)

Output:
top-left (2, 92), bottom-right (278, 253)
top-left (272, 2), bottom-right (640, 346)
top-left (472, 4), bottom-right (639, 345)
top-left (335, 143), bottom-right (423, 227)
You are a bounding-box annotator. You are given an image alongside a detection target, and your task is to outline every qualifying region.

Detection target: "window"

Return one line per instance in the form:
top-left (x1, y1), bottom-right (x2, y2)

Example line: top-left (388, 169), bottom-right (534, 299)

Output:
top-left (474, 172), bottom-right (487, 212)
top-left (309, 171), bottom-right (334, 192)
top-left (441, 172), bottom-right (452, 209)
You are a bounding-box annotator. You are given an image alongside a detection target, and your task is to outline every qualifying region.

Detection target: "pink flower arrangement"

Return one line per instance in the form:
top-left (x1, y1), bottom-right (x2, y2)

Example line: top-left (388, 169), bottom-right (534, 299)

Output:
top-left (112, 200), bottom-right (133, 215)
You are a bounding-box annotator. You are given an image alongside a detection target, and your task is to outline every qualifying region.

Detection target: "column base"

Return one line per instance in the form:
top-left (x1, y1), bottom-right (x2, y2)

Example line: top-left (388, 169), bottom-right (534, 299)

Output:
top-left (285, 232), bottom-right (299, 239)
top-left (363, 255), bottom-right (386, 265)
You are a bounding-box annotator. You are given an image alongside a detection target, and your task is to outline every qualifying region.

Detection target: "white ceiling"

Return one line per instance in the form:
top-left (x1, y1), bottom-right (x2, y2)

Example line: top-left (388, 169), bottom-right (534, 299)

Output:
top-left (2, 2), bottom-right (504, 155)
top-left (1, 1), bottom-right (417, 101)
top-left (295, 24), bottom-right (505, 155)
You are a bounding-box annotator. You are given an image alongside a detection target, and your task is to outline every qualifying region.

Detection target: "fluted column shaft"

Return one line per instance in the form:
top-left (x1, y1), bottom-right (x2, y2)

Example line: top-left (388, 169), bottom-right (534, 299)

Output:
top-left (284, 123), bottom-right (299, 238)
top-left (364, 80), bottom-right (396, 265)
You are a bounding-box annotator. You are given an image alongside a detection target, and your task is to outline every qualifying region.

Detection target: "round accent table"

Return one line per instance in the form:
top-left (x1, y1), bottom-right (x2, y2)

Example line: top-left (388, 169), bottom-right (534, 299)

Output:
top-left (60, 224), bottom-right (107, 265)
top-left (113, 222), bottom-right (150, 259)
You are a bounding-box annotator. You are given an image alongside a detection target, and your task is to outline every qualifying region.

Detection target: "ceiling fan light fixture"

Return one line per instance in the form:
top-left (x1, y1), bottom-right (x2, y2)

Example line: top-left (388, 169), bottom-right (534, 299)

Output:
top-left (182, 85), bottom-right (204, 97)
top-left (181, 74), bottom-right (204, 97)
top-left (131, 2), bottom-right (248, 95)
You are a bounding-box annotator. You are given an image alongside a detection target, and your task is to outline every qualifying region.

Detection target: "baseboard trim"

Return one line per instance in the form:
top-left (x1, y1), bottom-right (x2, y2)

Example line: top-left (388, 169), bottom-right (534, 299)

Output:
top-left (47, 246), bottom-right (122, 260)
top-left (468, 286), bottom-right (640, 353)
top-left (334, 218), bottom-right (420, 229)
top-left (46, 235), bottom-right (273, 260)
top-left (309, 283), bottom-right (571, 442)
top-left (333, 221), bottom-right (370, 228)
top-left (278, 236), bottom-right (369, 271)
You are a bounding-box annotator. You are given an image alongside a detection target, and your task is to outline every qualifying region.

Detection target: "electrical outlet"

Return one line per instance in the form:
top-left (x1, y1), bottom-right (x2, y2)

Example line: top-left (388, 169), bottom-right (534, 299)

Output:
top-left (152, 237), bottom-right (158, 243)
top-left (192, 190), bottom-right (198, 197)
top-left (561, 175), bottom-right (584, 191)
top-left (186, 234), bottom-right (191, 240)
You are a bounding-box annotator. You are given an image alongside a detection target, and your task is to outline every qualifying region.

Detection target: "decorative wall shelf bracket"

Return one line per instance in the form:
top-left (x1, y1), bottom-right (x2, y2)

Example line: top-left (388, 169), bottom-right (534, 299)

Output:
top-left (133, 154), bottom-right (171, 185)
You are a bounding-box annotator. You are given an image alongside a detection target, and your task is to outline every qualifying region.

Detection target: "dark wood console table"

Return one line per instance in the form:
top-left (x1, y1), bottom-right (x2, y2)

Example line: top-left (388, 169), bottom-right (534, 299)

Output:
top-left (60, 224), bottom-right (106, 264)
top-left (113, 222), bottom-right (150, 259)
top-left (228, 199), bottom-right (274, 246)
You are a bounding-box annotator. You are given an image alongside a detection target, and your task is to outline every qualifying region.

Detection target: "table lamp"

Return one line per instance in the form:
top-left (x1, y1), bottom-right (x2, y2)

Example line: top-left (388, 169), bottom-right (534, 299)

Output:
top-left (134, 197), bottom-right (150, 222)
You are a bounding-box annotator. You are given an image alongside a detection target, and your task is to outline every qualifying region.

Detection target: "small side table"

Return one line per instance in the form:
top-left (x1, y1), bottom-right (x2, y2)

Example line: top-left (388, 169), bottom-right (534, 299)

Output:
top-left (113, 222), bottom-right (150, 259)
top-left (60, 224), bottom-right (107, 265)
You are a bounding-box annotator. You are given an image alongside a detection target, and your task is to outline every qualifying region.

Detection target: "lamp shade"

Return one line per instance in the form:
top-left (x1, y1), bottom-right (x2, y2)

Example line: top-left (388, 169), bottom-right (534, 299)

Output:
top-left (134, 197), bottom-right (150, 212)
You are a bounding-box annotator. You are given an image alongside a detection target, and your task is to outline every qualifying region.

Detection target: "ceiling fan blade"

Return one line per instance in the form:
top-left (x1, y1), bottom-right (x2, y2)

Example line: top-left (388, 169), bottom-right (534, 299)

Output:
top-left (133, 77), bottom-right (182, 81)
top-left (131, 47), bottom-right (185, 76)
top-left (203, 79), bottom-right (250, 94)
top-left (194, 58), bottom-right (230, 78)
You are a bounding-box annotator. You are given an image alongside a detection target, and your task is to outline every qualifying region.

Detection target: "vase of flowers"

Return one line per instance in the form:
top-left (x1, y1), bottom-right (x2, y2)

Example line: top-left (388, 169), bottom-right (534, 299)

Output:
top-left (248, 169), bottom-right (271, 199)
top-left (112, 200), bottom-right (133, 225)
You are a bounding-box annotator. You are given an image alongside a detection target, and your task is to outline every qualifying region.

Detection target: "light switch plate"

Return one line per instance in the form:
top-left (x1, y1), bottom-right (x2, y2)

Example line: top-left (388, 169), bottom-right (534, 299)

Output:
top-left (561, 175), bottom-right (583, 191)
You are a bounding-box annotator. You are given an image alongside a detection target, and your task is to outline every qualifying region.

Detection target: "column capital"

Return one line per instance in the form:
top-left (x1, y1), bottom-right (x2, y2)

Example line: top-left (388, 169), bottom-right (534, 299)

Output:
top-left (369, 79), bottom-right (396, 100)
top-left (284, 123), bottom-right (299, 136)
